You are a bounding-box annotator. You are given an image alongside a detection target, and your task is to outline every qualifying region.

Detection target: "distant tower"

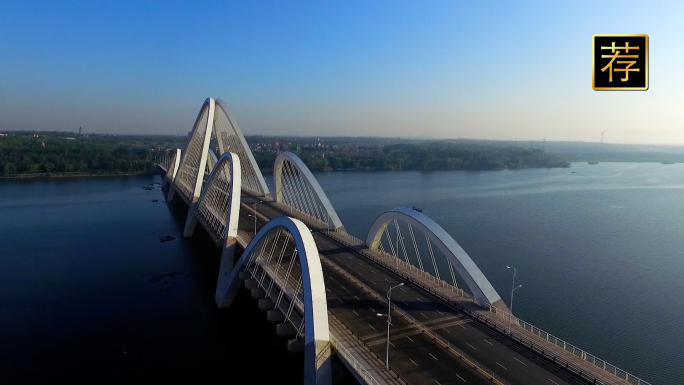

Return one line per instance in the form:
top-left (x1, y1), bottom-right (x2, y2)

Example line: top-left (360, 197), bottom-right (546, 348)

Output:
top-left (601, 131), bottom-right (605, 143)
top-left (79, 126), bottom-right (82, 135)
top-left (543, 138), bottom-right (546, 151)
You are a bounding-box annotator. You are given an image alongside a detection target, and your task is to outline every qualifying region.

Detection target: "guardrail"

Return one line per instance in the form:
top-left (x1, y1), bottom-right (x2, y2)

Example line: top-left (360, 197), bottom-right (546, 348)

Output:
top-left (321, 255), bottom-right (509, 385)
top-left (329, 331), bottom-right (383, 385)
top-left (481, 305), bottom-right (651, 385)
top-left (321, 226), bottom-right (652, 385)
top-left (256, 198), bottom-right (651, 385)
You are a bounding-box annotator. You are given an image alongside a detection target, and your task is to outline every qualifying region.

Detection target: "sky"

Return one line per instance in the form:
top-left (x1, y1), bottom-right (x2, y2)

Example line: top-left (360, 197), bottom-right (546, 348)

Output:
top-left (1, 1), bottom-right (683, 144)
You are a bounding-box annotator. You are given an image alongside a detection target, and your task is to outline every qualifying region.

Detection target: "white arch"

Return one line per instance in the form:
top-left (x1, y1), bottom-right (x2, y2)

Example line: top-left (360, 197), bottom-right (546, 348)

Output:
top-left (215, 216), bottom-right (331, 385)
top-left (164, 148), bottom-right (181, 202)
top-left (174, 98), bottom-right (215, 204)
top-left (213, 99), bottom-right (270, 197)
top-left (366, 207), bottom-right (507, 310)
top-left (274, 152), bottom-right (344, 231)
top-left (184, 152), bottom-right (241, 245)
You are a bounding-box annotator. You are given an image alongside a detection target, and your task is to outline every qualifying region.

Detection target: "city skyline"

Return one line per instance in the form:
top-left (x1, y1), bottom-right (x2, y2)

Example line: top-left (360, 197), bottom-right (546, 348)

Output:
top-left (2, 1), bottom-right (683, 144)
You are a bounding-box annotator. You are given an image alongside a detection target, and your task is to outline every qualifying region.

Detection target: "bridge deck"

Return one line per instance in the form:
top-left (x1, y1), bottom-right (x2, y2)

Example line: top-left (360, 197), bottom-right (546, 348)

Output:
top-left (240, 194), bottom-right (594, 385)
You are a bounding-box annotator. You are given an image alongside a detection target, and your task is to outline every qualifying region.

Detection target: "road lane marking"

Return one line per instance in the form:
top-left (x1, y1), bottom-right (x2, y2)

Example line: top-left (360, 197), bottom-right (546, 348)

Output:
top-left (441, 327), bottom-right (451, 333)
top-left (340, 285), bottom-right (346, 290)
top-left (416, 298), bottom-right (423, 302)
top-left (401, 301), bottom-right (409, 306)
top-left (389, 341), bottom-right (395, 347)
top-left (353, 295), bottom-right (360, 300)
top-left (353, 311), bottom-right (359, 316)
top-left (436, 310), bottom-right (444, 315)
top-left (369, 307), bottom-right (376, 313)
top-left (420, 313), bottom-right (428, 318)
top-left (495, 362), bottom-right (507, 370)
top-left (484, 340), bottom-right (494, 346)
top-left (384, 278), bottom-right (390, 282)
top-left (368, 324), bottom-right (376, 331)
top-left (409, 359), bottom-right (419, 367)
top-left (429, 353), bottom-right (438, 361)
top-left (338, 299), bottom-right (344, 303)
top-left (435, 381), bottom-right (442, 385)
top-left (513, 357), bottom-right (526, 366)
top-left (370, 280), bottom-right (377, 284)
top-left (406, 336), bottom-right (415, 342)
top-left (459, 324), bottom-right (467, 329)
top-left (466, 343), bottom-right (477, 350)
top-left (455, 374), bottom-right (466, 382)
top-left (549, 380), bottom-right (559, 385)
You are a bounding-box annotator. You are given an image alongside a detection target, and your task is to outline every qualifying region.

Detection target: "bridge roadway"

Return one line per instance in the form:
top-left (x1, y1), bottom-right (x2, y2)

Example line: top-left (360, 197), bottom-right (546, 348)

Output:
top-left (239, 194), bottom-right (585, 385)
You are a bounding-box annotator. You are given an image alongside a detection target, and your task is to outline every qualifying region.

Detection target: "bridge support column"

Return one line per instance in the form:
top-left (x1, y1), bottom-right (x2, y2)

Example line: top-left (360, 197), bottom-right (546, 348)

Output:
top-left (215, 238), bottom-right (238, 308)
top-left (183, 200), bottom-right (200, 237)
top-left (276, 323), bottom-right (296, 337)
top-left (267, 310), bottom-right (285, 323)
top-left (258, 299), bottom-right (274, 310)
top-left (244, 279), bottom-right (258, 290)
top-left (251, 288), bottom-right (265, 299)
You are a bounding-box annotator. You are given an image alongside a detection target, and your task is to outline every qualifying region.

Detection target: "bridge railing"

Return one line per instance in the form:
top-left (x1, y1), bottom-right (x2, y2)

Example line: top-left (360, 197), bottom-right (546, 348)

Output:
top-left (257, 198), bottom-right (650, 385)
top-left (321, 253), bottom-right (509, 385)
top-left (323, 226), bottom-right (651, 385)
top-left (482, 305), bottom-right (651, 385)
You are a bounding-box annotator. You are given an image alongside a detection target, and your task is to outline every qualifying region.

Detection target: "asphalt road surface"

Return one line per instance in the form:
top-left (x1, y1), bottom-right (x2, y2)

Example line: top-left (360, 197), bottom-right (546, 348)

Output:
top-left (240, 195), bottom-right (585, 385)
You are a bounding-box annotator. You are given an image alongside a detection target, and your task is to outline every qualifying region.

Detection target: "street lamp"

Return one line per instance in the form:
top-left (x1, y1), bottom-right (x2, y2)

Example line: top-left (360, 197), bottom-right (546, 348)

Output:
top-left (376, 282), bottom-right (404, 369)
top-left (506, 266), bottom-right (522, 333)
top-left (247, 214), bottom-right (257, 236)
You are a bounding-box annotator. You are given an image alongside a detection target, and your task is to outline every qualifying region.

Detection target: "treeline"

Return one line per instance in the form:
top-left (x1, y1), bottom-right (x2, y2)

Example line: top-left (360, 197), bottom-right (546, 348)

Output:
top-left (254, 142), bottom-right (569, 171)
top-left (0, 132), bottom-right (184, 177)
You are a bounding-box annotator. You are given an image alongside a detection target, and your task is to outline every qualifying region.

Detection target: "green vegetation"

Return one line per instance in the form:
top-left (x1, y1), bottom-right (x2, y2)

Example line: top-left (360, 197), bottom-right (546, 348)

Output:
top-left (0, 132), bottom-right (184, 177)
top-left (252, 140), bottom-right (569, 171)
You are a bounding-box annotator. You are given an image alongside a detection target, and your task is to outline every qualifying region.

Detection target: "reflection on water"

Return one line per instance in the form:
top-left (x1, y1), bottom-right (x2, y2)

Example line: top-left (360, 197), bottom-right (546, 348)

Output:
top-left (1, 163), bottom-right (682, 384)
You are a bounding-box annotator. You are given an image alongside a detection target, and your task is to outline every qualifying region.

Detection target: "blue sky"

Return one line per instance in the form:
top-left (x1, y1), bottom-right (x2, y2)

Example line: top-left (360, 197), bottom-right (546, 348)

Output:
top-left (1, 1), bottom-right (683, 143)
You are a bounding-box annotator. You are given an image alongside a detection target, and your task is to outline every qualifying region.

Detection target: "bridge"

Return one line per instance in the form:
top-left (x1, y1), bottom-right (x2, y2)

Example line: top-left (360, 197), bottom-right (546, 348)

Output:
top-left (158, 97), bottom-right (649, 385)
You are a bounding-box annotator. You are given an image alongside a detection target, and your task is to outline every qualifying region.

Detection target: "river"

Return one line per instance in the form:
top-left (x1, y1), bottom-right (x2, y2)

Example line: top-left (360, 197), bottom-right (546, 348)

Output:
top-left (1, 162), bottom-right (682, 384)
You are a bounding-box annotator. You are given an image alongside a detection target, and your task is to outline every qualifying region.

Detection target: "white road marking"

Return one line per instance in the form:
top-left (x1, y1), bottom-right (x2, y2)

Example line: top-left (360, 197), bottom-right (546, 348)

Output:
top-left (514, 357), bottom-right (526, 366)
top-left (416, 298), bottom-right (423, 302)
top-left (369, 307), bottom-right (376, 313)
top-left (455, 373), bottom-right (466, 382)
top-left (370, 280), bottom-right (377, 284)
top-left (484, 340), bottom-right (494, 346)
top-left (549, 380), bottom-right (559, 385)
top-left (401, 301), bottom-right (409, 306)
top-left (353, 295), bottom-right (360, 300)
top-left (368, 324), bottom-right (376, 331)
top-left (442, 327), bottom-right (451, 333)
top-left (353, 311), bottom-right (359, 316)
top-left (429, 353), bottom-right (438, 361)
top-left (435, 381), bottom-right (442, 385)
top-left (338, 299), bottom-right (344, 303)
top-left (420, 313), bottom-right (428, 318)
top-left (340, 285), bottom-right (346, 290)
top-left (459, 324), bottom-right (467, 329)
top-left (495, 362), bottom-right (507, 370)
top-left (409, 358), bottom-right (419, 367)
top-left (437, 310), bottom-right (444, 315)
top-left (384, 278), bottom-right (390, 282)
top-left (466, 343), bottom-right (477, 350)
top-left (389, 341), bottom-right (395, 347)
top-left (406, 336), bottom-right (415, 342)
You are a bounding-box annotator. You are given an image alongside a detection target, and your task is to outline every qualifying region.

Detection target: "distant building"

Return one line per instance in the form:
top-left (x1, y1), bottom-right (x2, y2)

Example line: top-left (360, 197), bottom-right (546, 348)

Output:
top-left (65, 137), bottom-right (76, 140)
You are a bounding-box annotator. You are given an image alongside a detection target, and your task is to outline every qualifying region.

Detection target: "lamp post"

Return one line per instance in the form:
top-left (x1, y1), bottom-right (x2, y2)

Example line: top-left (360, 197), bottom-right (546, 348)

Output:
top-left (247, 214), bottom-right (257, 236)
top-left (377, 282), bottom-right (404, 369)
top-left (506, 266), bottom-right (522, 333)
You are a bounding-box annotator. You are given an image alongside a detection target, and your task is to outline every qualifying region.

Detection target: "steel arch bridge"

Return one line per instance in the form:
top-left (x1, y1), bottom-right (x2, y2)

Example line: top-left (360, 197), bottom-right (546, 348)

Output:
top-left (216, 216), bottom-right (332, 385)
top-left (159, 97), bottom-right (649, 385)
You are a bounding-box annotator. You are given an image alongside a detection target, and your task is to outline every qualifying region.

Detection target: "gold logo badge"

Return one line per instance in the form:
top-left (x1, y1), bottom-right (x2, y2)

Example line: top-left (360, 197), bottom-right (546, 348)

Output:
top-left (593, 34), bottom-right (648, 90)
